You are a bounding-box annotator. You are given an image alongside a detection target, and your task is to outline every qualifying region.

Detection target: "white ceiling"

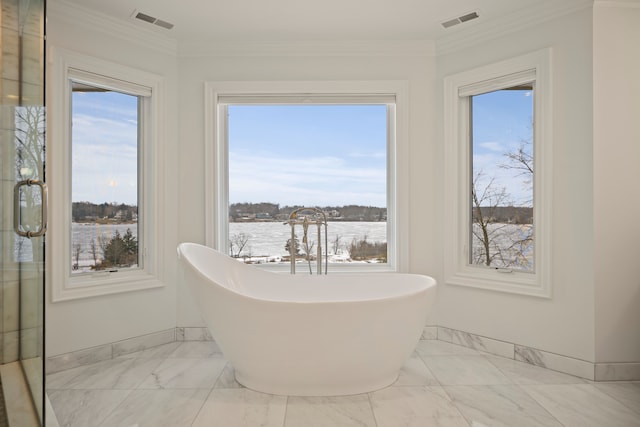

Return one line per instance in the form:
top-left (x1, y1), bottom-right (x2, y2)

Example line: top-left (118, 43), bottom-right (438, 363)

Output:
top-left (56, 0), bottom-right (566, 44)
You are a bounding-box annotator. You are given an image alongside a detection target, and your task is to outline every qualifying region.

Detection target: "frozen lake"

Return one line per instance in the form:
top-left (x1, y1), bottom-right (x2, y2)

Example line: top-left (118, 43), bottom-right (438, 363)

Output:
top-left (229, 221), bottom-right (387, 258)
top-left (20, 221), bottom-right (530, 271)
top-left (71, 222), bottom-right (138, 271)
top-left (68, 221), bottom-right (386, 270)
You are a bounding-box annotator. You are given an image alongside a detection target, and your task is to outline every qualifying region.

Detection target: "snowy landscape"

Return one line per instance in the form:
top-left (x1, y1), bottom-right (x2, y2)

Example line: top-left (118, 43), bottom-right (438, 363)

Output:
top-left (229, 221), bottom-right (387, 263)
top-left (68, 220), bottom-right (532, 271)
top-left (69, 221), bottom-right (387, 271)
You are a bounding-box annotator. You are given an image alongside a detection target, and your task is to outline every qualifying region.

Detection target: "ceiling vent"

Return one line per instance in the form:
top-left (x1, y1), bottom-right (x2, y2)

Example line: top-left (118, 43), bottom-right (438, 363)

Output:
top-left (441, 11), bottom-right (479, 29)
top-left (132, 10), bottom-right (174, 30)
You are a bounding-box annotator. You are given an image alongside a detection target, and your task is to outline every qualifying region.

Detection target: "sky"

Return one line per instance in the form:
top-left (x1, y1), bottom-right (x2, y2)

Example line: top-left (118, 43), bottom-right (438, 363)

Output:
top-left (472, 88), bottom-right (534, 207)
top-left (72, 90), bottom-right (139, 205)
top-left (228, 104), bottom-right (387, 207)
top-left (70, 89), bottom-right (532, 208)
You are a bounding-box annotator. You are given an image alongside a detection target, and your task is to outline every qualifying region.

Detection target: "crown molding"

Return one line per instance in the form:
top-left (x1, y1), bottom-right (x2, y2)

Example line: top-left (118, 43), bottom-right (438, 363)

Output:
top-left (48, 0), bottom-right (177, 56)
top-left (178, 39), bottom-right (436, 58)
top-left (436, 0), bottom-right (593, 55)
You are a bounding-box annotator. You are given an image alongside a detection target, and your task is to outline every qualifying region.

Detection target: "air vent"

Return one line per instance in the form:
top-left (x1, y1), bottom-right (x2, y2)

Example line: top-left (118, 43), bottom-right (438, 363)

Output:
top-left (441, 11), bottom-right (479, 29)
top-left (154, 19), bottom-right (174, 30)
top-left (132, 10), bottom-right (174, 30)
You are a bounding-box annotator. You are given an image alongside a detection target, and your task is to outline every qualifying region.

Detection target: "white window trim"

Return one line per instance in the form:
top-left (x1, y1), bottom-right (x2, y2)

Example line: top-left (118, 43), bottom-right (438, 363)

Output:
top-left (443, 49), bottom-right (553, 298)
top-left (204, 80), bottom-right (409, 273)
top-left (48, 47), bottom-right (165, 301)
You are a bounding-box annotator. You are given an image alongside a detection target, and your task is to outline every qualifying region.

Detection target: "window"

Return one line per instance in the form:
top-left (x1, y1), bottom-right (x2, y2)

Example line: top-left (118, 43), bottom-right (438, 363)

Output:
top-left (70, 82), bottom-right (141, 274)
top-left (444, 49), bottom-right (552, 297)
top-left (205, 81), bottom-right (409, 272)
top-left (50, 48), bottom-right (165, 301)
top-left (470, 84), bottom-right (534, 272)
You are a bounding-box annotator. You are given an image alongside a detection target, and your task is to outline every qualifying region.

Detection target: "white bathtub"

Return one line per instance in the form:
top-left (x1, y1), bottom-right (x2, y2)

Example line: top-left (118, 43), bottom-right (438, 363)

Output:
top-left (177, 242), bottom-right (436, 396)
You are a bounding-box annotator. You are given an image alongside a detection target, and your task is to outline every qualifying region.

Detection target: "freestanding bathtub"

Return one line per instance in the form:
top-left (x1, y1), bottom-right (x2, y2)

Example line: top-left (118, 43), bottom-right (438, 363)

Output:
top-left (177, 242), bottom-right (436, 396)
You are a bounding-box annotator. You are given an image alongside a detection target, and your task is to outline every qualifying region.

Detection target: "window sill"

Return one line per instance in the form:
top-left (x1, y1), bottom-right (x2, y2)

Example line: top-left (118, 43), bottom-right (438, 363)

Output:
top-left (51, 270), bottom-right (164, 302)
top-left (445, 266), bottom-right (551, 298)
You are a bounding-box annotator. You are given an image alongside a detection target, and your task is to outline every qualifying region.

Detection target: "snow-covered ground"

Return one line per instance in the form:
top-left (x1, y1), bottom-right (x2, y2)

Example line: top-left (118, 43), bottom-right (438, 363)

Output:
top-left (67, 221), bottom-right (387, 271)
top-left (229, 221), bottom-right (386, 259)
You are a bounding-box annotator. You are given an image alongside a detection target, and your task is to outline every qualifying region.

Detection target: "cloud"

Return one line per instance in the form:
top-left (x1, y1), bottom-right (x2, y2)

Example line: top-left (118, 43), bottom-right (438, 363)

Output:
top-left (477, 141), bottom-right (503, 152)
top-left (71, 113), bottom-right (138, 204)
top-left (229, 152), bottom-right (386, 207)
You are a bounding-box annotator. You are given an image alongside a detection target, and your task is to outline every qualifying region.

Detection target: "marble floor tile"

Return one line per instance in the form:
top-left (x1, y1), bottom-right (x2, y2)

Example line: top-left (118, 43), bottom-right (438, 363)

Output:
top-left (415, 340), bottom-right (482, 357)
top-left (45, 394), bottom-right (60, 427)
top-left (593, 382), bottom-right (640, 415)
top-left (394, 353), bottom-right (440, 386)
top-left (487, 356), bottom-right (586, 385)
top-left (369, 385), bottom-right (469, 427)
top-left (168, 340), bottom-right (222, 358)
top-left (444, 385), bottom-right (563, 427)
top-left (99, 388), bottom-right (210, 427)
top-left (285, 394), bottom-right (376, 427)
top-left (46, 357), bottom-right (164, 390)
top-left (47, 389), bottom-right (131, 427)
top-left (45, 339), bottom-right (640, 427)
top-left (523, 383), bottom-right (640, 427)
top-left (137, 357), bottom-right (227, 389)
top-left (422, 355), bottom-right (512, 386)
top-left (192, 388), bottom-right (287, 427)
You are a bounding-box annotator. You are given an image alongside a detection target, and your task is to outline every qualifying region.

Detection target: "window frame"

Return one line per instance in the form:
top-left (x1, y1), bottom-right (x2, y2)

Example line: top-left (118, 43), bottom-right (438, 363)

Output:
top-left (49, 48), bottom-right (165, 301)
top-left (204, 80), bottom-right (409, 273)
top-left (443, 49), bottom-right (553, 297)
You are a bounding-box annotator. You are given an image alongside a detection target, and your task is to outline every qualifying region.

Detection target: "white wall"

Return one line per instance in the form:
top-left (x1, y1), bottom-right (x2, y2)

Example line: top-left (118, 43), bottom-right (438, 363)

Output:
top-left (45, 7), bottom-right (180, 356)
top-left (435, 8), bottom-right (596, 361)
top-left (45, 1), bottom-right (640, 366)
top-left (176, 48), bottom-right (438, 326)
top-left (593, 1), bottom-right (640, 363)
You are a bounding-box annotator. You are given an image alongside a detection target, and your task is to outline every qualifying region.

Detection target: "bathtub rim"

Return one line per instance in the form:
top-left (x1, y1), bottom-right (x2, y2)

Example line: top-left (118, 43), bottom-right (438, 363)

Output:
top-left (177, 242), bottom-right (436, 304)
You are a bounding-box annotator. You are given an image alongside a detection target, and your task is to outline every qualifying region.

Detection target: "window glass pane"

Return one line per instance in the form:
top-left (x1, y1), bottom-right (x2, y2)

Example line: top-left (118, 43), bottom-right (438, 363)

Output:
top-left (470, 85), bottom-right (534, 271)
top-left (227, 104), bottom-right (388, 268)
top-left (71, 82), bottom-right (140, 273)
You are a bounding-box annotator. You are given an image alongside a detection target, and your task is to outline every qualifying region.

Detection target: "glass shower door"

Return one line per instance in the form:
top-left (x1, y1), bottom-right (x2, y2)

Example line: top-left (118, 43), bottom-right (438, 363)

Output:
top-left (1, 0), bottom-right (46, 424)
top-left (14, 107), bottom-right (46, 422)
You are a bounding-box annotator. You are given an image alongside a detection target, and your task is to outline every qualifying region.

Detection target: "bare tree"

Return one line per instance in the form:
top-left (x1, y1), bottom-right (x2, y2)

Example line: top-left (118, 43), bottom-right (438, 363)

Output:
top-left (332, 234), bottom-right (341, 255)
top-left (14, 106), bottom-right (46, 264)
top-left (97, 234), bottom-right (110, 262)
top-left (502, 139), bottom-right (533, 176)
top-left (90, 238), bottom-right (100, 268)
top-left (472, 172), bottom-right (507, 266)
top-left (501, 138), bottom-right (533, 206)
top-left (285, 236), bottom-right (301, 256)
top-left (229, 233), bottom-right (249, 258)
top-left (14, 106), bottom-right (46, 181)
top-left (72, 243), bottom-right (82, 270)
top-left (469, 128), bottom-right (536, 271)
